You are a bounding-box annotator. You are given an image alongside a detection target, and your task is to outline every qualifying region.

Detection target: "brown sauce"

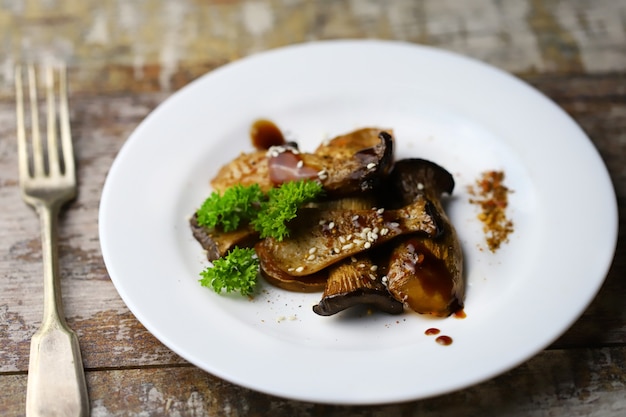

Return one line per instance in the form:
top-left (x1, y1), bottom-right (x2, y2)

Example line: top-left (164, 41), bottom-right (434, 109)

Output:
top-left (250, 119), bottom-right (285, 150)
top-left (424, 328), bottom-right (440, 336)
top-left (392, 238), bottom-right (453, 297)
top-left (435, 335), bottom-right (453, 346)
top-left (453, 309), bottom-right (467, 319)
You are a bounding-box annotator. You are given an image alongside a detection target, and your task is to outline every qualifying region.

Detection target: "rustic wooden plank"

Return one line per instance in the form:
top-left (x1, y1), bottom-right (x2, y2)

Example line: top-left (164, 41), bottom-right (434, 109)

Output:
top-left (1, 0), bottom-right (625, 98)
top-left (1, 346), bottom-right (624, 416)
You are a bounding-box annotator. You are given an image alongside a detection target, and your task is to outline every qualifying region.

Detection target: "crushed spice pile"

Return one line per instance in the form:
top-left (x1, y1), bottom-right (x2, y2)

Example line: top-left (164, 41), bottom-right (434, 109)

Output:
top-left (468, 170), bottom-right (514, 252)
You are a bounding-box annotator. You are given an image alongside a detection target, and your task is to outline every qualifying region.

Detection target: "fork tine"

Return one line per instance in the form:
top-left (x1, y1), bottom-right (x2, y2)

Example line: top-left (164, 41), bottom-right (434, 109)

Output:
top-left (45, 66), bottom-right (61, 177)
top-left (58, 64), bottom-right (75, 179)
top-left (27, 65), bottom-right (45, 178)
top-left (15, 66), bottom-right (29, 181)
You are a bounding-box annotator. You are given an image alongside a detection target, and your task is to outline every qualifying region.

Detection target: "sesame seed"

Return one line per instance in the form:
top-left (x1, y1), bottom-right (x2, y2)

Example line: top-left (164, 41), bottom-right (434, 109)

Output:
top-left (377, 208), bottom-right (385, 214)
top-left (296, 160), bottom-right (304, 168)
top-left (339, 236), bottom-right (346, 243)
top-left (380, 228), bottom-right (389, 235)
top-left (368, 274), bottom-right (377, 280)
top-left (364, 242), bottom-right (372, 249)
top-left (307, 254), bottom-right (316, 261)
top-left (308, 247), bottom-right (317, 254)
top-left (319, 219), bottom-right (326, 225)
top-left (363, 227), bottom-right (372, 234)
top-left (358, 263), bottom-right (366, 268)
top-left (288, 267), bottom-right (294, 272)
top-left (366, 162), bottom-right (377, 170)
top-left (353, 238), bottom-right (364, 246)
top-left (333, 247), bottom-right (340, 254)
top-left (341, 243), bottom-right (354, 251)
top-left (370, 265), bottom-right (378, 271)
top-left (295, 266), bottom-right (304, 273)
top-left (417, 182), bottom-right (425, 190)
top-left (351, 256), bottom-right (357, 262)
top-left (352, 215), bottom-right (359, 221)
top-left (328, 222), bottom-right (335, 229)
top-left (317, 169), bottom-right (328, 180)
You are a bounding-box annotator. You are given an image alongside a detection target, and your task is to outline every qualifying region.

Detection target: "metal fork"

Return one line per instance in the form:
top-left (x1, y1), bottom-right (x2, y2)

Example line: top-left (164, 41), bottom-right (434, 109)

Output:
top-left (16, 65), bottom-right (90, 417)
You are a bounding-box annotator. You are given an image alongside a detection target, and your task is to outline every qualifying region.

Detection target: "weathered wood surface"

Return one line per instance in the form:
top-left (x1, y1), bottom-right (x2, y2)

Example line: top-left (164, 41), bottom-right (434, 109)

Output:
top-left (1, 0), bottom-right (625, 416)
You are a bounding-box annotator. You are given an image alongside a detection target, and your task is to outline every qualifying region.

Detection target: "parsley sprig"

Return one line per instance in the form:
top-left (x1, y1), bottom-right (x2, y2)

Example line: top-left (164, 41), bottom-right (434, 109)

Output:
top-left (196, 184), bottom-right (264, 232)
top-left (196, 179), bottom-right (323, 241)
top-left (253, 180), bottom-right (324, 240)
top-left (199, 247), bottom-right (259, 296)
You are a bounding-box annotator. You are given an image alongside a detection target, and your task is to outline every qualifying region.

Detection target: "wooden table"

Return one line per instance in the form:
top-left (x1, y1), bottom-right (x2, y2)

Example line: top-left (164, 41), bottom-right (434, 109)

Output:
top-left (1, 1), bottom-right (625, 415)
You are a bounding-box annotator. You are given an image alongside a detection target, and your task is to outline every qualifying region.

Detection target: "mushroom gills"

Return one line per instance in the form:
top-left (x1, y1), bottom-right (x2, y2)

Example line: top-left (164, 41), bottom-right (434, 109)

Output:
top-left (313, 255), bottom-right (403, 316)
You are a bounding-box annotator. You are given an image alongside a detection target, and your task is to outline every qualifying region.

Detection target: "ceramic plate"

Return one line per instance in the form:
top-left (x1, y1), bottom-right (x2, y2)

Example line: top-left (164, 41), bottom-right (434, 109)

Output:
top-left (99, 40), bottom-right (618, 405)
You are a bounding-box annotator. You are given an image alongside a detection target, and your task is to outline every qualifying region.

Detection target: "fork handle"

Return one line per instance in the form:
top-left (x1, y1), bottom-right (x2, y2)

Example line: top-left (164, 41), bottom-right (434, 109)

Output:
top-left (26, 324), bottom-right (90, 417)
top-left (26, 204), bottom-right (89, 417)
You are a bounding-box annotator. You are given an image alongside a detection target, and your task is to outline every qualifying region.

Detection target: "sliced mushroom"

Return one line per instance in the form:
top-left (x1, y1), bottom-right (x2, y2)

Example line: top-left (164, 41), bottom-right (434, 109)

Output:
top-left (189, 214), bottom-right (259, 261)
top-left (256, 194), bottom-right (440, 278)
top-left (211, 150), bottom-right (274, 193)
top-left (210, 128), bottom-right (394, 197)
top-left (385, 159), bottom-right (464, 317)
top-left (257, 253), bottom-right (328, 292)
top-left (310, 128), bottom-right (395, 195)
top-left (313, 255), bottom-right (403, 316)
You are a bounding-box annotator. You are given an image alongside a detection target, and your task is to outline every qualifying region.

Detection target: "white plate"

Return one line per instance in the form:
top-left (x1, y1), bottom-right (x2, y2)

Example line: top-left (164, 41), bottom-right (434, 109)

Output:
top-left (99, 40), bottom-right (618, 405)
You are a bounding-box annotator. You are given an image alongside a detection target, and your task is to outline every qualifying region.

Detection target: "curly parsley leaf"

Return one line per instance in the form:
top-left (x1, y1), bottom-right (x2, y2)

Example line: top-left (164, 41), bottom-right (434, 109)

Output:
top-left (252, 179), bottom-right (324, 241)
top-left (199, 247), bottom-right (259, 296)
top-left (196, 184), bottom-right (265, 232)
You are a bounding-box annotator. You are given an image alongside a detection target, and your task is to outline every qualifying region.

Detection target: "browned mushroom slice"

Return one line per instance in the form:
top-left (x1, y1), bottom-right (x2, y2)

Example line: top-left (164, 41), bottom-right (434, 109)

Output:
top-left (313, 255), bottom-right (403, 316)
top-left (210, 128), bottom-right (394, 197)
top-left (256, 243), bottom-right (328, 292)
top-left (189, 214), bottom-right (259, 261)
top-left (311, 130), bottom-right (394, 195)
top-left (255, 194), bottom-right (440, 277)
top-left (256, 195), bottom-right (374, 293)
top-left (385, 159), bottom-right (464, 317)
top-left (211, 150), bottom-right (274, 193)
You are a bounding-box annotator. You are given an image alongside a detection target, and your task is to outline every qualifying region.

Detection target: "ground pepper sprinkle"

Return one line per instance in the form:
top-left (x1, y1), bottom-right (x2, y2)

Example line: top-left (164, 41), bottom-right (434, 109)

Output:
top-left (468, 170), bottom-right (514, 252)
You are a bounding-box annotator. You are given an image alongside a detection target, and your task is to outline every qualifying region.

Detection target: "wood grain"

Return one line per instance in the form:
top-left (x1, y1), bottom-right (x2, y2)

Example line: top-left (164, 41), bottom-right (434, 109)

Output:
top-left (0, 347), bottom-right (624, 416)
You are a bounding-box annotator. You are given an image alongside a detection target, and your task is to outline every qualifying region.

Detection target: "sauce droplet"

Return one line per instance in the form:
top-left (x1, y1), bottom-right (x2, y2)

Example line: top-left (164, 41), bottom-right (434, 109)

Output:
top-left (454, 309), bottom-right (467, 319)
top-left (424, 328), bottom-right (440, 336)
top-left (250, 119), bottom-right (285, 150)
top-left (435, 335), bottom-right (453, 346)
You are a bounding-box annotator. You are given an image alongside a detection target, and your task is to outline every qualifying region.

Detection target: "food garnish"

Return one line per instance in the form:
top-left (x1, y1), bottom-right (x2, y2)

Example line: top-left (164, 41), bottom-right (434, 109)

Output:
top-left (252, 179), bottom-right (323, 241)
top-left (196, 184), bottom-right (264, 232)
top-left (468, 170), bottom-right (514, 252)
top-left (199, 247), bottom-right (259, 296)
top-left (195, 179), bottom-right (323, 241)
